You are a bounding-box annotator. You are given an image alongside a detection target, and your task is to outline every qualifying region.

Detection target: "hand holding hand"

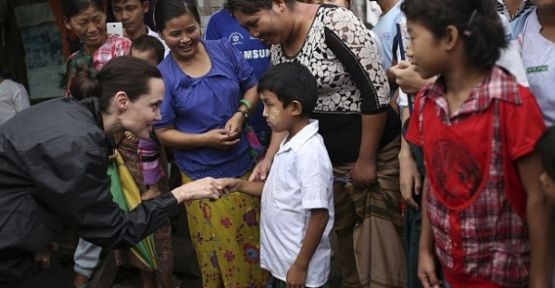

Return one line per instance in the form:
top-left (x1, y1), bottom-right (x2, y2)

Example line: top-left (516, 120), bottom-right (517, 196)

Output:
top-left (171, 177), bottom-right (223, 202)
top-left (215, 178), bottom-right (240, 195)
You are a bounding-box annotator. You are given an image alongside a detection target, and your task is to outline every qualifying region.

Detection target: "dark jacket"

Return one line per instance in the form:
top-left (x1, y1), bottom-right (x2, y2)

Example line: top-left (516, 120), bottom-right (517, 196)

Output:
top-left (0, 98), bottom-right (178, 282)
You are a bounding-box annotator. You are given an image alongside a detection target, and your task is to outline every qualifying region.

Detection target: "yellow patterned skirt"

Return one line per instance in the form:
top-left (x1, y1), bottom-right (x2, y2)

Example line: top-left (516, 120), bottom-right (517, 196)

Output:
top-left (182, 173), bottom-right (268, 288)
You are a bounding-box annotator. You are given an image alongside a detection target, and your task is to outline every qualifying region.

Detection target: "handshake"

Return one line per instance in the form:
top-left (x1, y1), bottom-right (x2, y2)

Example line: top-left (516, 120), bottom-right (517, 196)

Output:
top-left (170, 177), bottom-right (264, 203)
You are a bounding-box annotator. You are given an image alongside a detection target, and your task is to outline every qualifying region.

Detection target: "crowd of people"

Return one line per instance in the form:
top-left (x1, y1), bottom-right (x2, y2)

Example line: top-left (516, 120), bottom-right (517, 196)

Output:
top-left (0, 0), bottom-right (554, 287)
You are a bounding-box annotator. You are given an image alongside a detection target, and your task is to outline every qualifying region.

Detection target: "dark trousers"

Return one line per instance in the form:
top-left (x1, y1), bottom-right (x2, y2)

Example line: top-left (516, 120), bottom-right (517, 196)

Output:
top-left (404, 205), bottom-right (423, 288)
top-left (0, 259), bottom-right (73, 288)
top-left (404, 198), bottom-right (443, 288)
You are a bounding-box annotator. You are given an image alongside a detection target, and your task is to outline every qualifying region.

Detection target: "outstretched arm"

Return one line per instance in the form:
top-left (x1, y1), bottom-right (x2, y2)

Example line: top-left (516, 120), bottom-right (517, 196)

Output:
top-left (216, 178), bottom-right (264, 197)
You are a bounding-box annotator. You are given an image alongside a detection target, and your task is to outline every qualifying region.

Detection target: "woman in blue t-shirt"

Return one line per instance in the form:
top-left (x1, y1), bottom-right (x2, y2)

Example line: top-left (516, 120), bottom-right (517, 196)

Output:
top-left (153, 0), bottom-right (266, 287)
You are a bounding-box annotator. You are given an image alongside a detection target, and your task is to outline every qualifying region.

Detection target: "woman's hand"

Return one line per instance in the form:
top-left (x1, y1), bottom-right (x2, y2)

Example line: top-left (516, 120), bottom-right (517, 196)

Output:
top-left (203, 128), bottom-right (240, 150)
top-left (171, 177), bottom-right (223, 202)
top-left (224, 112), bottom-right (245, 138)
top-left (351, 158), bottom-right (377, 189)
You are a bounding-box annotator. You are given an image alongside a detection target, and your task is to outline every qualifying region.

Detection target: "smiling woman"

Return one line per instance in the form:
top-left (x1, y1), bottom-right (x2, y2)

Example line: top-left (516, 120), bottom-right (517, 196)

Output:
top-left (0, 56), bottom-right (224, 287)
top-left (60, 0), bottom-right (131, 98)
top-left (152, 0), bottom-right (267, 287)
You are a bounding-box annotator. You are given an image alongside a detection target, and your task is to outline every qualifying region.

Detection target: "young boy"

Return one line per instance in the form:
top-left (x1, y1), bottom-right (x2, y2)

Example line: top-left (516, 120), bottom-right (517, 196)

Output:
top-left (130, 34), bottom-right (165, 66)
top-left (218, 62), bottom-right (334, 288)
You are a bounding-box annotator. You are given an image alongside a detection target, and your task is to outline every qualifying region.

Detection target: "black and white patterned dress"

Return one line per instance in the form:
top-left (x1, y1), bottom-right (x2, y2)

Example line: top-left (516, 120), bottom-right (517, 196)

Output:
top-left (271, 5), bottom-right (395, 164)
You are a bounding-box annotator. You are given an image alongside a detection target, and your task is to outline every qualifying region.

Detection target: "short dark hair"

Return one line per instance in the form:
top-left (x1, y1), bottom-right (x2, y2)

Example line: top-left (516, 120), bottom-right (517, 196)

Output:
top-left (537, 126), bottom-right (555, 181)
top-left (224, 0), bottom-right (295, 15)
top-left (61, 0), bottom-right (104, 19)
top-left (71, 56), bottom-right (162, 112)
top-left (154, 0), bottom-right (201, 32)
top-left (132, 35), bottom-right (165, 63)
top-left (258, 62), bottom-right (318, 117)
top-left (401, 0), bottom-right (507, 70)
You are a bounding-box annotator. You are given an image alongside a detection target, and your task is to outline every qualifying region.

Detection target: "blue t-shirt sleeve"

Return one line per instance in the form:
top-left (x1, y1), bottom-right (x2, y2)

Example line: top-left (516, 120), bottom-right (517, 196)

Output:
top-left (155, 60), bottom-right (177, 128)
top-left (205, 12), bottom-right (223, 40)
top-left (220, 39), bottom-right (258, 92)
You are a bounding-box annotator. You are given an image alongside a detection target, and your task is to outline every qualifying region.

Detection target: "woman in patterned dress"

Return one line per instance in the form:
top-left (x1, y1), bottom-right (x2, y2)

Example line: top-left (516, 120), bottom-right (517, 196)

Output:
top-left (153, 0), bottom-right (267, 287)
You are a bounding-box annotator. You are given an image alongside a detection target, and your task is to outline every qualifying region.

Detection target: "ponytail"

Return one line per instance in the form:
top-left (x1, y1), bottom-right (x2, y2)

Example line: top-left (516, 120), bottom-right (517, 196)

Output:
top-left (70, 66), bottom-right (101, 100)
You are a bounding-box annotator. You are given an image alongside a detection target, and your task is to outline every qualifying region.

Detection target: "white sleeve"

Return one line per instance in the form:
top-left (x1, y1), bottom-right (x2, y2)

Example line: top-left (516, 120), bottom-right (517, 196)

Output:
top-left (496, 12), bottom-right (529, 86)
top-left (13, 85), bottom-right (30, 112)
top-left (397, 90), bottom-right (409, 108)
top-left (297, 139), bottom-right (333, 210)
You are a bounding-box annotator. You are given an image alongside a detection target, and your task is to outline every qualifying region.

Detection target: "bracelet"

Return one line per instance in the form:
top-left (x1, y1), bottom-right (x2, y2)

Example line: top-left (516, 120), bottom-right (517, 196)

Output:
top-left (239, 99), bottom-right (252, 110)
top-left (236, 110), bottom-right (249, 120)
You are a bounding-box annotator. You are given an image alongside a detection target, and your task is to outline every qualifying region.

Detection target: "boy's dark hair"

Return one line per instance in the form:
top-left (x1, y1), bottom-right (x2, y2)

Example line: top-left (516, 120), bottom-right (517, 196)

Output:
top-left (132, 35), bottom-right (165, 63)
top-left (71, 56), bottom-right (162, 112)
top-left (537, 126), bottom-right (555, 181)
top-left (258, 62), bottom-right (317, 117)
top-left (401, 0), bottom-right (507, 70)
top-left (154, 0), bottom-right (201, 32)
top-left (224, 0), bottom-right (295, 15)
top-left (61, 0), bottom-right (104, 19)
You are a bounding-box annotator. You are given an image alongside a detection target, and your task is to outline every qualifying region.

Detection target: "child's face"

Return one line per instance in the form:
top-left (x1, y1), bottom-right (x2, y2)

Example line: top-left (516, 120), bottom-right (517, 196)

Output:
top-left (406, 19), bottom-right (448, 79)
top-left (540, 171), bottom-right (555, 204)
top-left (131, 48), bottom-right (158, 66)
top-left (260, 90), bottom-right (295, 133)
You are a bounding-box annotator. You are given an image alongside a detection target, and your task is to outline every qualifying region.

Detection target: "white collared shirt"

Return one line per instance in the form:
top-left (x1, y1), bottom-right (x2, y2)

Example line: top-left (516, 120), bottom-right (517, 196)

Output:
top-left (260, 120), bottom-right (334, 287)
